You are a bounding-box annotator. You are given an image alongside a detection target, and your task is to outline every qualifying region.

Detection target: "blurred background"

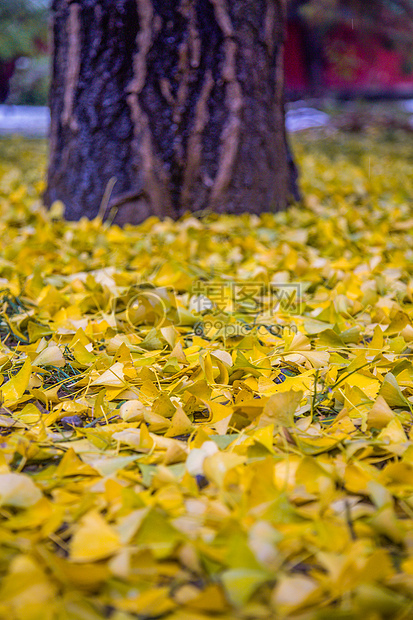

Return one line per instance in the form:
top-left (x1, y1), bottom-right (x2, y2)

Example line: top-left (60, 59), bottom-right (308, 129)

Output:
top-left (0, 0), bottom-right (48, 106)
top-left (2, 0), bottom-right (413, 135)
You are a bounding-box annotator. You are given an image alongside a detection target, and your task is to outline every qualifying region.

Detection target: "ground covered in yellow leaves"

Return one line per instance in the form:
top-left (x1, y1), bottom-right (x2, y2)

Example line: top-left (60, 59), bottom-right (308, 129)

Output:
top-left (0, 130), bottom-right (413, 619)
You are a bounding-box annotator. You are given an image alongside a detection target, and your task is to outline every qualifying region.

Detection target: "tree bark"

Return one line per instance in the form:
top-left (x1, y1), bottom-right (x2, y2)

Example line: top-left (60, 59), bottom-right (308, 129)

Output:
top-left (45, 0), bottom-right (292, 224)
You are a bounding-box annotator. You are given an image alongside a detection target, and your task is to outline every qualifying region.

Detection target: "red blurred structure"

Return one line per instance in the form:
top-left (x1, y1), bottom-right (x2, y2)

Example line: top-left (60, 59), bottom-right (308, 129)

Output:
top-left (323, 24), bottom-right (413, 93)
top-left (285, 1), bottom-right (413, 99)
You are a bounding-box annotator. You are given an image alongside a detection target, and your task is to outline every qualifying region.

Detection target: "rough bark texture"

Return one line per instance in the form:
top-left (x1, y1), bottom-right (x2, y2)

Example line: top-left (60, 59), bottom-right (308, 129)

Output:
top-left (46, 0), bottom-right (291, 224)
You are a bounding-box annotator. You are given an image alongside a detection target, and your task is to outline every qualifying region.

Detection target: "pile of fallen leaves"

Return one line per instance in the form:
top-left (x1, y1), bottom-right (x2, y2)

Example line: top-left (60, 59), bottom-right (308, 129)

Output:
top-left (0, 131), bottom-right (413, 619)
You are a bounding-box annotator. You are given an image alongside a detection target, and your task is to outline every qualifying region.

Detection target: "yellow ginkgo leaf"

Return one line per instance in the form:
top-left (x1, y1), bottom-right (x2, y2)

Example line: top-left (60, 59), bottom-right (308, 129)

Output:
top-left (0, 473), bottom-right (42, 507)
top-left (1, 358), bottom-right (31, 406)
top-left (70, 511), bottom-right (121, 562)
top-left (260, 390), bottom-right (303, 428)
top-left (32, 345), bottom-right (65, 368)
top-left (119, 399), bottom-right (146, 422)
top-left (367, 396), bottom-right (395, 429)
top-left (271, 575), bottom-right (321, 612)
top-left (221, 568), bottom-right (270, 606)
top-left (203, 451), bottom-right (245, 487)
top-left (90, 362), bottom-right (125, 386)
top-left (165, 406), bottom-right (193, 437)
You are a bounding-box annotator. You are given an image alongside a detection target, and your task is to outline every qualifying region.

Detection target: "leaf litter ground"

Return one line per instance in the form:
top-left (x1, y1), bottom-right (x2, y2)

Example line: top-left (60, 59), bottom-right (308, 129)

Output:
top-left (0, 131), bottom-right (413, 619)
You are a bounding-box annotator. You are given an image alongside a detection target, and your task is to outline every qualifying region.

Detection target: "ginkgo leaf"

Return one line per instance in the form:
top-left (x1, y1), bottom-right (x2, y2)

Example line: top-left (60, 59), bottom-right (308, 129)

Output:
top-left (3, 129), bottom-right (413, 619)
top-left (0, 473), bottom-right (42, 507)
top-left (165, 406), bottom-right (193, 437)
top-left (271, 575), bottom-right (321, 612)
top-left (0, 359), bottom-right (31, 406)
top-left (377, 418), bottom-right (408, 445)
top-left (379, 373), bottom-right (410, 407)
top-left (90, 362), bottom-right (126, 386)
top-left (70, 511), bottom-right (121, 562)
top-left (32, 345), bottom-right (65, 368)
top-left (203, 451), bottom-right (245, 486)
top-left (119, 399), bottom-right (146, 422)
top-left (113, 428), bottom-right (153, 452)
top-left (367, 396), bottom-right (395, 429)
top-left (260, 390), bottom-right (303, 427)
top-left (186, 441), bottom-right (219, 476)
top-left (0, 555), bottom-right (56, 616)
top-left (221, 568), bottom-right (270, 606)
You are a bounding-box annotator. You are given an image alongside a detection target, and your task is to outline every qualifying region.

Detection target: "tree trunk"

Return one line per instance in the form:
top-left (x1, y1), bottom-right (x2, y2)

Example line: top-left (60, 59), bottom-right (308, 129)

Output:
top-left (45, 0), bottom-right (292, 225)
